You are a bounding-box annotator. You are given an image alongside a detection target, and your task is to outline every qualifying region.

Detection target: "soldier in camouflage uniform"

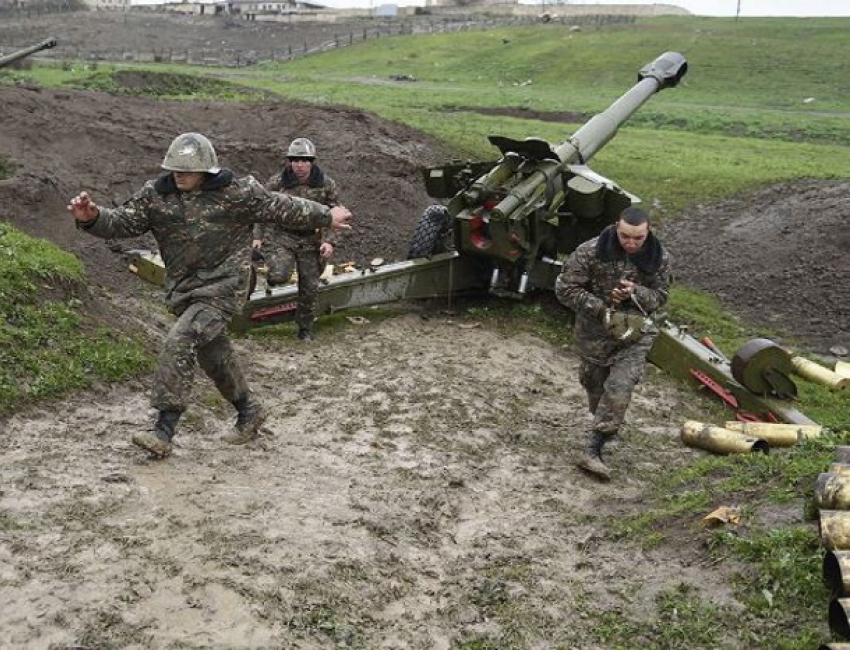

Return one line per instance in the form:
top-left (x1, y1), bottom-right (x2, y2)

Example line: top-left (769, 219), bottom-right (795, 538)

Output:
top-left (67, 133), bottom-right (353, 458)
top-left (252, 137), bottom-right (340, 341)
top-left (555, 207), bottom-right (671, 481)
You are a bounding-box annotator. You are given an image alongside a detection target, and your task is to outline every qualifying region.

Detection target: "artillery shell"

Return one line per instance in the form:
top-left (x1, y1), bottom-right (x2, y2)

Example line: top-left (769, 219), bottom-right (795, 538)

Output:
top-left (830, 598), bottom-right (850, 640)
top-left (723, 421), bottom-right (822, 447)
top-left (820, 510), bottom-right (850, 550)
top-left (816, 473), bottom-right (850, 511)
top-left (792, 356), bottom-right (850, 392)
top-left (824, 550), bottom-right (850, 599)
top-left (680, 421), bottom-right (768, 455)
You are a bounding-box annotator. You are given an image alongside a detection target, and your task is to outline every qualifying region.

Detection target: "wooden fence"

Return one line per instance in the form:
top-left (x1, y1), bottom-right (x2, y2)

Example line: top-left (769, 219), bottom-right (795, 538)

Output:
top-left (1, 12), bottom-right (636, 68)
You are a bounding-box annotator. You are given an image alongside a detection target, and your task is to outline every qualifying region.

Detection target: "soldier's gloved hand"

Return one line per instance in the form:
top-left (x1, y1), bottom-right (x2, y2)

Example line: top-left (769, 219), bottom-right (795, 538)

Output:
top-left (603, 309), bottom-right (647, 343)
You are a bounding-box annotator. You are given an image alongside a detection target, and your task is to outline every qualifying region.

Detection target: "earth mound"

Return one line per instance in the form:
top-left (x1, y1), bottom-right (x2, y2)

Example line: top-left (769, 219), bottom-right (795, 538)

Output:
top-left (660, 179), bottom-right (850, 357)
top-left (0, 83), bottom-right (442, 293)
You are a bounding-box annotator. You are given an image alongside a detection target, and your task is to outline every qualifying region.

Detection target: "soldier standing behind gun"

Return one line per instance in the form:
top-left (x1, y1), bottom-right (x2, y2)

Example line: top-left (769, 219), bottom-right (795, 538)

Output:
top-left (252, 137), bottom-right (340, 341)
top-left (67, 132), bottom-right (352, 458)
top-left (555, 207), bottom-right (671, 481)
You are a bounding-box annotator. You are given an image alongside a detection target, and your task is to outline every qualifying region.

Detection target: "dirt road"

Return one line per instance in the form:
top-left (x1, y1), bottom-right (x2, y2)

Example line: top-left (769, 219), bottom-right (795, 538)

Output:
top-left (3, 309), bottom-right (739, 648)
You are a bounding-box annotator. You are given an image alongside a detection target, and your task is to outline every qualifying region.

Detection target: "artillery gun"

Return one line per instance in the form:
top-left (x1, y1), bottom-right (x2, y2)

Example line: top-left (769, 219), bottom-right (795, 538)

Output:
top-left (0, 37), bottom-right (57, 69)
top-left (127, 51), bottom-right (814, 425)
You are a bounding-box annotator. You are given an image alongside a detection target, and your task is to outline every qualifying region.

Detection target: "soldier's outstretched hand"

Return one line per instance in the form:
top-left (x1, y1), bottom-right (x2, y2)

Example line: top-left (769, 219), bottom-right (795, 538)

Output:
top-left (67, 191), bottom-right (99, 223)
top-left (328, 205), bottom-right (352, 232)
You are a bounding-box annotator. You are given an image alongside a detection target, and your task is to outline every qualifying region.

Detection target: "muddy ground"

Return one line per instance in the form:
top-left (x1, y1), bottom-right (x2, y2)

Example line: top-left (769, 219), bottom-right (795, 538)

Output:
top-left (0, 11), bottom-right (847, 649)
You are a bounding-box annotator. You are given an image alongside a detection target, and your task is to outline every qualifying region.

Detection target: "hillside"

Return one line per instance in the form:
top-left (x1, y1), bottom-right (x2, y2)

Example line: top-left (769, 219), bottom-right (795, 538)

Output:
top-left (1, 12), bottom-right (848, 649)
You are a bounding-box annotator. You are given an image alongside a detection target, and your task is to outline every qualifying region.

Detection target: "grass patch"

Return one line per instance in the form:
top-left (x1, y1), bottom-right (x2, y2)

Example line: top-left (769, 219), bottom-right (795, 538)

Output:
top-left (70, 68), bottom-right (270, 100)
top-left (602, 431), bottom-right (845, 647)
top-left (0, 223), bottom-right (152, 415)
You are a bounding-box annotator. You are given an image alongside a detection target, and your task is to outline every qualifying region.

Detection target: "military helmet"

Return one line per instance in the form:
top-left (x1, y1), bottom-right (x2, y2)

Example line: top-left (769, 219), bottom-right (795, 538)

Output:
top-left (161, 132), bottom-right (221, 173)
top-left (286, 137), bottom-right (317, 159)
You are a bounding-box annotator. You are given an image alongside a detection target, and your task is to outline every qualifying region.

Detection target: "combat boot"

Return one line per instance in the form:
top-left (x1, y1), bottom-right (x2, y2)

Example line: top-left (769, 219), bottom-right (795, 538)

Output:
top-left (297, 325), bottom-right (314, 341)
top-left (576, 430), bottom-right (612, 482)
top-left (132, 410), bottom-right (181, 458)
top-left (222, 395), bottom-right (267, 445)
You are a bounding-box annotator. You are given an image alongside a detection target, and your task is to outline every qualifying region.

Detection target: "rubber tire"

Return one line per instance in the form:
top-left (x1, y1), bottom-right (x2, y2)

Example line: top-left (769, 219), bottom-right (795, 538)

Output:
top-left (407, 204), bottom-right (451, 259)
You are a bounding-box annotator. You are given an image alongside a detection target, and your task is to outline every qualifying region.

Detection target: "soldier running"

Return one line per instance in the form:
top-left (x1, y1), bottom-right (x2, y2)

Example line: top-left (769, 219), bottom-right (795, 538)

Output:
top-left (555, 206), bottom-right (671, 481)
top-left (67, 132), bottom-right (352, 458)
top-left (252, 137), bottom-right (340, 341)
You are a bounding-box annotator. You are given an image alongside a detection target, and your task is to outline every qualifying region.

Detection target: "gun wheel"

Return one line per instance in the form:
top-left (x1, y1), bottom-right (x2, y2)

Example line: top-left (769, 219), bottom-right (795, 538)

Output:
top-left (407, 204), bottom-right (452, 259)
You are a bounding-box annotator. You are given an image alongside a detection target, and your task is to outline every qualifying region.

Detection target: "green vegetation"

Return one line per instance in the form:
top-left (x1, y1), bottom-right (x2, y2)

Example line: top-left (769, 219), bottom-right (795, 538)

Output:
top-left (4, 16), bottom-right (850, 648)
top-left (0, 155), bottom-right (16, 180)
top-left (0, 223), bottom-right (152, 415)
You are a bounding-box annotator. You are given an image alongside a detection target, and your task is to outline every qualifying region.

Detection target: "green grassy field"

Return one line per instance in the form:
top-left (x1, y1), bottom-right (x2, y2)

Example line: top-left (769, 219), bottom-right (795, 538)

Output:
top-left (3, 17), bottom-right (850, 647)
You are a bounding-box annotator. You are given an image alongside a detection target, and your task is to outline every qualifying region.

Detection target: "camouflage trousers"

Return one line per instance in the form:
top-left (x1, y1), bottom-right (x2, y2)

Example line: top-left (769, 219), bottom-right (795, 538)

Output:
top-left (264, 235), bottom-right (323, 330)
top-left (151, 302), bottom-right (249, 412)
top-left (579, 336), bottom-right (654, 437)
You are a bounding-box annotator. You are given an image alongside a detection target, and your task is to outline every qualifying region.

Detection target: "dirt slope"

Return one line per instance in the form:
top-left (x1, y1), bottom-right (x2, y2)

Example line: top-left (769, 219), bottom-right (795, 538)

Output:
top-left (3, 313), bottom-right (743, 648)
top-left (0, 82), bottom-right (440, 295)
top-left (0, 13), bottom-right (846, 647)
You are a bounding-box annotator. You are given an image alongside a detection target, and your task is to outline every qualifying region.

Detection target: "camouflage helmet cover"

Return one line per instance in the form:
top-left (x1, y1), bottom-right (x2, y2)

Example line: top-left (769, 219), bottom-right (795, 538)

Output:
top-left (286, 137), bottom-right (317, 159)
top-left (161, 132), bottom-right (221, 173)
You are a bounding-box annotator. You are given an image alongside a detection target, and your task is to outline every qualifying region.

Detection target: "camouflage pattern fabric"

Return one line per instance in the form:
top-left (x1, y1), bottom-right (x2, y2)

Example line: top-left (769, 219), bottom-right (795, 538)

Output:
top-left (151, 302), bottom-right (248, 412)
top-left (555, 226), bottom-right (671, 435)
top-left (79, 169), bottom-right (331, 410)
top-left (255, 166), bottom-right (340, 328)
top-left (82, 171), bottom-right (331, 317)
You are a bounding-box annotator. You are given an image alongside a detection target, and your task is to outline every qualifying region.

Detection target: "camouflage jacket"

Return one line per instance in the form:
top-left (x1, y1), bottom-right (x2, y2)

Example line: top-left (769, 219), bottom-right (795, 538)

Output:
top-left (253, 164), bottom-right (340, 245)
top-left (555, 224), bottom-right (671, 362)
top-left (79, 170), bottom-right (332, 317)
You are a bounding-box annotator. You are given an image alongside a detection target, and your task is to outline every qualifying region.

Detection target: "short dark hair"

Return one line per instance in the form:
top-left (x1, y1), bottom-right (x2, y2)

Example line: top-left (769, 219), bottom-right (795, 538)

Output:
top-left (619, 206), bottom-right (649, 227)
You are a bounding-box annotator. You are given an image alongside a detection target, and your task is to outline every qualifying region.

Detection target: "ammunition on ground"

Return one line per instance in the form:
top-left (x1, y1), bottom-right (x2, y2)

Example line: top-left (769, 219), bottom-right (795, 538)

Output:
top-left (680, 420), bottom-right (768, 455)
top-left (816, 473), bottom-right (850, 511)
top-left (830, 598), bottom-right (850, 640)
top-left (723, 421), bottom-right (822, 447)
top-left (824, 551), bottom-right (850, 599)
top-left (792, 356), bottom-right (850, 392)
top-left (820, 510), bottom-right (850, 550)
top-left (830, 464), bottom-right (850, 477)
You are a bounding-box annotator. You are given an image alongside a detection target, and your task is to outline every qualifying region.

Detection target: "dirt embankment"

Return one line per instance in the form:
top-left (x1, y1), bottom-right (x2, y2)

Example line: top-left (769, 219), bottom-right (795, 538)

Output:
top-left (1, 13), bottom-right (846, 647)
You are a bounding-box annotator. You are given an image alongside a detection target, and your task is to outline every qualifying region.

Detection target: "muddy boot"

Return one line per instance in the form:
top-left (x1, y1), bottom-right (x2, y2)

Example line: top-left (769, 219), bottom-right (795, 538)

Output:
top-left (576, 430), bottom-right (612, 482)
top-left (297, 325), bottom-right (314, 341)
top-left (132, 410), bottom-right (181, 458)
top-left (222, 396), bottom-right (267, 445)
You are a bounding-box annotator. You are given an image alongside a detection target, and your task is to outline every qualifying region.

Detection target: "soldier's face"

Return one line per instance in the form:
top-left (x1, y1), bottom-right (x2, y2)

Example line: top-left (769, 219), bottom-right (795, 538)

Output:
top-left (173, 171), bottom-right (205, 192)
top-left (288, 157), bottom-right (313, 183)
top-left (616, 220), bottom-right (649, 255)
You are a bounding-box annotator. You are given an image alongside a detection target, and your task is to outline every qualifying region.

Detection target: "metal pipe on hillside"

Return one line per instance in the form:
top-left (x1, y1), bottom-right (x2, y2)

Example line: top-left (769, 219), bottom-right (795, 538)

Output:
top-left (0, 37), bottom-right (57, 68)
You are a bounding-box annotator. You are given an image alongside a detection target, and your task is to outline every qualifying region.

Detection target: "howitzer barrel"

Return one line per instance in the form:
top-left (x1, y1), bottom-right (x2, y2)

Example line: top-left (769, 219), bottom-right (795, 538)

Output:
top-left (0, 37), bottom-right (58, 69)
top-left (556, 51), bottom-right (687, 164)
top-left (492, 52), bottom-right (686, 220)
